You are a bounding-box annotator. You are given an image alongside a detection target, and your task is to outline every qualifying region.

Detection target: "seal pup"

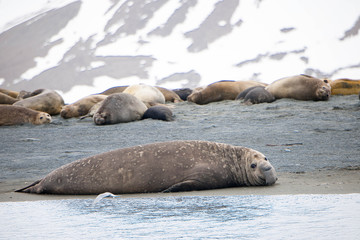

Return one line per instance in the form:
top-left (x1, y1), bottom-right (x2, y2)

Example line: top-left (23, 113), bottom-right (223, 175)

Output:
top-left (187, 80), bottom-right (267, 104)
top-left (93, 93), bottom-right (147, 125)
top-left (172, 88), bottom-right (193, 101)
top-left (0, 105), bottom-right (51, 126)
top-left (13, 89), bottom-right (65, 115)
top-left (16, 140), bottom-right (277, 194)
top-left (266, 75), bottom-right (331, 101)
top-left (329, 78), bottom-right (360, 95)
top-left (123, 84), bottom-right (165, 107)
top-left (236, 86), bottom-right (275, 105)
top-left (60, 95), bottom-right (107, 119)
top-left (142, 105), bottom-right (174, 121)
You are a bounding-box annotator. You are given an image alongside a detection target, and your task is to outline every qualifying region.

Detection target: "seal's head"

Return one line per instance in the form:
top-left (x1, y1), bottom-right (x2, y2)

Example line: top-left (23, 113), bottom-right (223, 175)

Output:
top-left (36, 112), bottom-right (52, 124)
top-left (243, 148), bottom-right (277, 186)
top-left (316, 84), bottom-right (331, 101)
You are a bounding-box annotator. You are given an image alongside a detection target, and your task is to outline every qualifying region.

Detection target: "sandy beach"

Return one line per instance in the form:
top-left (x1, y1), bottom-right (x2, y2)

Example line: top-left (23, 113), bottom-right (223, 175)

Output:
top-left (1, 95), bottom-right (359, 202)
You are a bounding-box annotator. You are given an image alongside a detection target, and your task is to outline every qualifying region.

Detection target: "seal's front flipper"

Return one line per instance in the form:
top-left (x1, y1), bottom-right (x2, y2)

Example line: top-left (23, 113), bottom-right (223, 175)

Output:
top-left (162, 180), bottom-right (207, 193)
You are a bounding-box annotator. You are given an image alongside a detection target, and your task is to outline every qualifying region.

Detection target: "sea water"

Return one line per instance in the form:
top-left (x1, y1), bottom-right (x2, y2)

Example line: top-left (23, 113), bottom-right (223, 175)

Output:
top-left (0, 194), bottom-right (359, 240)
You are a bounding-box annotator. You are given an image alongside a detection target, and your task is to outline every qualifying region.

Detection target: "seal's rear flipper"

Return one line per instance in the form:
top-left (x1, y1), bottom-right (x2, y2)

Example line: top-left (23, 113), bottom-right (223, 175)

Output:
top-left (162, 180), bottom-right (207, 193)
top-left (14, 180), bottom-right (41, 193)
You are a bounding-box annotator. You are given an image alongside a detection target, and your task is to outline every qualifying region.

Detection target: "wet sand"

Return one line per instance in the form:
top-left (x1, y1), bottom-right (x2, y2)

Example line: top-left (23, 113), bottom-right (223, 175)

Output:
top-left (1, 95), bottom-right (359, 202)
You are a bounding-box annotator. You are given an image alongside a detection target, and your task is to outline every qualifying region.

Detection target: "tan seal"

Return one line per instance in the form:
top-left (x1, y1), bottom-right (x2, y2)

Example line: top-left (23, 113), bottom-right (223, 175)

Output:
top-left (328, 78), bottom-right (360, 95)
top-left (0, 92), bottom-right (18, 104)
top-left (60, 95), bottom-right (108, 119)
top-left (123, 84), bottom-right (165, 107)
top-left (13, 89), bottom-right (65, 115)
top-left (93, 93), bottom-right (147, 125)
top-left (0, 105), bottom-right (51, 126)
top-left (97, 86), bottom-right (129, 95)
top-left (0, 88), bottom-right (19, 98)
top-left (16, 140), bottom-right (277, 194)
top-left (266, 74), bottom-right (331, 101)
top-left (187, 80), bottom-right (267, 104)
top-left (155, 86), bottom-right (183, 103)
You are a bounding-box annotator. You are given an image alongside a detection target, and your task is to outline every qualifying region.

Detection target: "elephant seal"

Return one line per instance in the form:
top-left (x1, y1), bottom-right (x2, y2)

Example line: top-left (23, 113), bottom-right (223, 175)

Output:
top-left (266, 75), bottom-right (331, 101)
top-left (93, 93), bottom-right (147, 125)
top-left (123, 84), bottom-right (165, 107)
top-left (16, 140), bottom-right (277, 194)
top-left (13, 89), bottom-right (65, 115)
top-left (187, 80), bottom-right (267, 104)
top-left (60, 95), bottom-right (108, 119)
top-left (172, 88), bottom-right (193, 101)
top-left (329, 78), bottom-right (360, 95)
top-left (155, 86), bottom-right (183, 103)
top-left (236, 86), bottom-right (275, 105)
top-left (142, 105), bottom-right (174, 121)
top-left (0, 88), bottom-right (19, 98)
top-left (0, 105), bottom-right (51, 126)
top-left (0, 92), bottom-right (18, 104)
top-left (98, 86), bottom-right (128, 95)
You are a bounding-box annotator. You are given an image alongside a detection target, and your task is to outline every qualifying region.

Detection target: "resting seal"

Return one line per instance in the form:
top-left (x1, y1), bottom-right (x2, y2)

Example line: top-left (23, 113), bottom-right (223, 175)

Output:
top-left (266, 75), bottom-right (331, 101)
top-left (13, 89), bottom-right (65, 115)
top-left (16, 140), bottom-right (277, 194)
top-left (93, 93), bottom-right (147, 125)
top-left (142, 105), bottom-right (174, 121)
top-left (155, 86), bottom-right (183, 103)
top-left (236, 86), bottom-right (275, 105)
top-left (0, 92), bottom-right (18, 104)
top-left (187, 80), bottom-right (267, 104)
top-left (0, 105), bottom-right (51, 126)
top-left (172, 88), bottom-right (193, 101)
top-left (123, 84), bottom-right (165, 107)
top-left (60, 95), bottom-right (107, 119)
top-left (329, 78), bottom-right (360, 95)
top-left (0, 88), bottom-right (19, 98)
top-left (98, 86), bottom-right (128, 95)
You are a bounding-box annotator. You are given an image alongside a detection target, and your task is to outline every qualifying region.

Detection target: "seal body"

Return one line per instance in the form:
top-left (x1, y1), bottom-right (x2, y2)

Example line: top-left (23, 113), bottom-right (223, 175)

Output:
top-left (0, 88), bottom-right (19, 98)
top-left (142, 105), bottom-right (174, 121)
top-left (93, 93), bottom-right (147, 125)
top-left (236, 86), bottom-right (275, 104)
top-left (0, 92), bottom-right (18, 104)
top-left (155, 86), bottom-right (183, 103)
top-left (16, 140), bottom-right (277, 195)
top-left (98, 86), bottom-right (128, 95)
top-left (13, 89), bottom-right (65, 115)
top-left (124, 84), bottom-right (165, 107)
top-left (0, 105), bottom-right (51, 126)
top-left (187, 80), bottom-right (267, 104)
top-left (329, 79), bottom-right (360, 95)
top-left (60, 95), bottom-right (107, 119)
top-left (266, 75), bottom-right (331, 101)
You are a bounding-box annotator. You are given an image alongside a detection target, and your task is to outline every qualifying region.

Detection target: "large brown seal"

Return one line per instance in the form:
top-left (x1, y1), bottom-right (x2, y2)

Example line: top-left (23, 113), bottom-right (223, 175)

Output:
top-left (16, 140), bottom-right (277, 194)
top-left (123, 84), bottom-right (165, 107)
top-left (93, 93), bottom-right (147, 125)
top-left (0, 105), bottom-right (51, 126)
top-left (329, 78), bottom-right (360, 95)
top-left (266, 75), bottom-right (331, 101)
top-left (187, 80), bottom-right (267, 104)
top-left (60, 95), bottom-right (108, 119)
top-left (13, 89), bottom-right (65, 115)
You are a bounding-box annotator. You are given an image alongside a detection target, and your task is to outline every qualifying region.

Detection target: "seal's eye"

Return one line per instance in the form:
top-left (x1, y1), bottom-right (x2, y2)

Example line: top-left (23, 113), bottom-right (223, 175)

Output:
top-left (264, 157), bottom-right (268, 161)
top-left (251, 163), bottom-right (257, 169)
top-left (40, 117), bottom-right (43, 119)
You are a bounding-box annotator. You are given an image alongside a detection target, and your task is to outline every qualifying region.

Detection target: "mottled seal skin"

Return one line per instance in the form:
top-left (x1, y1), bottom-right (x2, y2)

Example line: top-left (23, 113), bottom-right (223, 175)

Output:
top-left (236, 86), bottom-right (275, 105)
top-left (155, 86), bottom-right (183, 103)
top-left (60, 95), bottom-right (107, 119)
top-left (0, 105), bottom-right (51, 126)
top-left (187, 80), bottom-right (267, 105)
top-left (142, 105), bottom-right (174, 121)
top-left (124, 84), bottom-right (165, 107)
top-left (329, 79), bottom-right (360, 95)
top-left (0, 92), bottom-right (18, 104)
top-left (13, 89), bottom-right (65, 115)
top-left (93, 93), bottom-right (147, 125)
top-left (16, 140), bottom-right (277, 195)
top-left (98, 86), bottom-right (129, 95)
top-left (172, 88), bottom-right (193, 101)
top-left (266, 75), bottom-right (331, 101)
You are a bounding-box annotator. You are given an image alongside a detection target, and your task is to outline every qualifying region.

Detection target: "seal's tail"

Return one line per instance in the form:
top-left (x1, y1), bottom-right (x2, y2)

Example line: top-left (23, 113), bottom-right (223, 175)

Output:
top-left (15, 180), bottom-right (41, 193)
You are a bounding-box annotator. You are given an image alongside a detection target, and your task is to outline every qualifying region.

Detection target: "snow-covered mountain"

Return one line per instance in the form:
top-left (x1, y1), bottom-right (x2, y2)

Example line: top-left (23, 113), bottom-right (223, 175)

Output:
top-left (0, 0), bottom-right (359, 103)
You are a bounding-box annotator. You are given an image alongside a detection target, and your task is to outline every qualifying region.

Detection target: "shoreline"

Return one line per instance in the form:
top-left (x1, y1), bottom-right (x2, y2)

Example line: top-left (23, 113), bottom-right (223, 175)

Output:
top-left (1, 169), bottom-right (359, 202)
